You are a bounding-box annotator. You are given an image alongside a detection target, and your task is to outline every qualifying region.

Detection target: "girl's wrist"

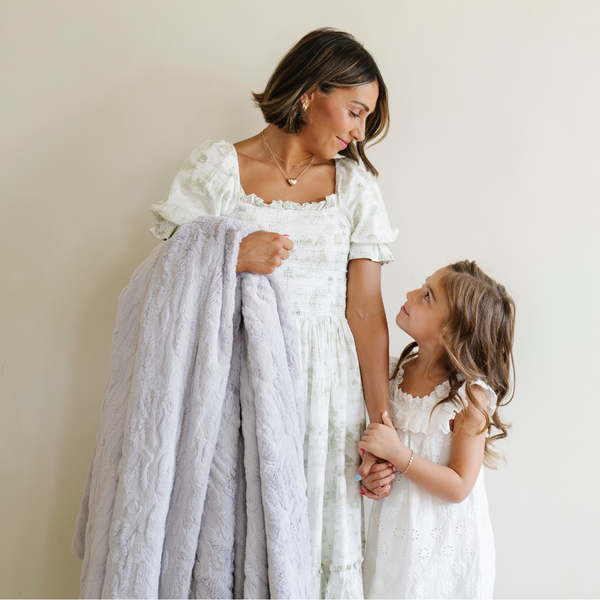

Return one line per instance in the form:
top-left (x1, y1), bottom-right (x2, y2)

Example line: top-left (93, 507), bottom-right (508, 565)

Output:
top-left (392, 445), bottom-right (412, 473)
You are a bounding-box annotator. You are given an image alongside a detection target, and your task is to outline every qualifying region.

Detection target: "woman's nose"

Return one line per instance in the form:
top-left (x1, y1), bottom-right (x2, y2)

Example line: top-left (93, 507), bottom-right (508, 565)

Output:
top-left (351, 120), bottom-right (366, 142)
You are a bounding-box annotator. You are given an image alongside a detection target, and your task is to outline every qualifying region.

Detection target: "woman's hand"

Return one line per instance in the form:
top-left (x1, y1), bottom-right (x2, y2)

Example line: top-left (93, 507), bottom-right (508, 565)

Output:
top-left (356, 448), bottom-right (378, 481)
top-left (358, 411), bottom-right (403, 464)
top-left (236, 231), bottom-right (294, 274)
top-left (360, 460), bottom-right (395, 500)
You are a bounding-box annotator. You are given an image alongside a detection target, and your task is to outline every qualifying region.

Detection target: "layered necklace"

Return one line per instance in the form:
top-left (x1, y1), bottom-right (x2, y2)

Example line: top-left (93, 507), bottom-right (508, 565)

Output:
top-left (261, 130), bottom-right (315, 186)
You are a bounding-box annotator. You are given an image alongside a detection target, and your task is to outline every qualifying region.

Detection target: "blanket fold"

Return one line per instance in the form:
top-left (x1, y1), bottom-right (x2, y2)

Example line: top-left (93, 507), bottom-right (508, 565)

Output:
top-left (73, 216), bottom-right (311, 599)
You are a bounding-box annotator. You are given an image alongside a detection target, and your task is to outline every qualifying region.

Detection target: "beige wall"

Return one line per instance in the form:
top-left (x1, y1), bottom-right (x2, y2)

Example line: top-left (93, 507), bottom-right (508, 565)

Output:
top-left (1, 1), bottom-right (598, 597)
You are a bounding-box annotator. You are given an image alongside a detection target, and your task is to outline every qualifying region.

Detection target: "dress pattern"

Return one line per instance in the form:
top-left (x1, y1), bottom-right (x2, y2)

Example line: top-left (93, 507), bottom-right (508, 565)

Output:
top-left (150, 140), bottom-right (398, 599)
top-left (363, 357), bottom-right (497, 599)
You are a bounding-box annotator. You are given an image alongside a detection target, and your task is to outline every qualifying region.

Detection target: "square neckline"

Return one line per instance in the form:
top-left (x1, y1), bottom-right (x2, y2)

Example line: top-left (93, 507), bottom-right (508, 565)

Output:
top-left (230, 141), bottom-right (340, 208)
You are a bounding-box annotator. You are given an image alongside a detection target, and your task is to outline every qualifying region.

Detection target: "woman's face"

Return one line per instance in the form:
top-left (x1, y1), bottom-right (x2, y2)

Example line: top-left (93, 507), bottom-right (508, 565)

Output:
top-left (301, 81), bottom-right (379, 159)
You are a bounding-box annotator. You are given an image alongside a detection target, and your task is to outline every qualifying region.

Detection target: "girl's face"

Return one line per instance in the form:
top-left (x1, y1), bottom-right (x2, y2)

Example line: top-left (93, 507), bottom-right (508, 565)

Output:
top-left (300, 81), bottom-right (379, 159)
top-left (396, 268), bottom-right (450, 347)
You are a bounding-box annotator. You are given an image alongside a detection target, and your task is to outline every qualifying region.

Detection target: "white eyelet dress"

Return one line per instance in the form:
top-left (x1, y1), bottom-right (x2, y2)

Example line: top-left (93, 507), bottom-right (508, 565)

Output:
top-left (363, 357), bottom-right (497, 599)
top-left (150, 140), bottom-right (398, 599)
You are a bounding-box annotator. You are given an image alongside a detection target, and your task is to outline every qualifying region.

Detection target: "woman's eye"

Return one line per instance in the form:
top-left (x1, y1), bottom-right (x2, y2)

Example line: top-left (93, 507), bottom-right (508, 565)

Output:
top-left (350, 111), bottom-right (360, 118)
top-left (424, 291), bottom-right (430, 301)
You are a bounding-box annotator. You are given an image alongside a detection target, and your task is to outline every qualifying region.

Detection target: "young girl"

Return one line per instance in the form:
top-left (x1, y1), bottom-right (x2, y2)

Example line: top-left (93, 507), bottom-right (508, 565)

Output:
top-left (359, 260), bottom-right (515, 599)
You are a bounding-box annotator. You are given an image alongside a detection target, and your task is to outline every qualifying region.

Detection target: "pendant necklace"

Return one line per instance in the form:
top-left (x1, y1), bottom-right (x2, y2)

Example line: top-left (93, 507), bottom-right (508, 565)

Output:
top-left (261, 130), bottom-right (315, 186)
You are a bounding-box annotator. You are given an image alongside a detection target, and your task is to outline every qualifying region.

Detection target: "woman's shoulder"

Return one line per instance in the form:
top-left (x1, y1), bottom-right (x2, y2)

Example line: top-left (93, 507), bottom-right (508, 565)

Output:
top-left (149, 140), bottom-right (239, 238)
top-left (173, 139), bottom-right (241, 198)
top-left (335, 155), bottom-right (377, 193)
top-left (183, 140), bottom-right (239, 178)
top-left (335, 156), bottom-right (398, 247)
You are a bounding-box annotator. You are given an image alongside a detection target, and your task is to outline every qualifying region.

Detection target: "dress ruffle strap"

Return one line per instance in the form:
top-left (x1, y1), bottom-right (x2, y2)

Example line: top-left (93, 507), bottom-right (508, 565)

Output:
top-left (390, 357), bottom-right (498, 434)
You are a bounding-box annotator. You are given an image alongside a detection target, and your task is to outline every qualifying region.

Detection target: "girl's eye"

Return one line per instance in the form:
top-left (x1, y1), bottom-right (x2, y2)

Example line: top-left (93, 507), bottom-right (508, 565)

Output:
top-left (424, 291), bottom-right (430, 301)
top-left (349, 111), bottom-right (360, 118)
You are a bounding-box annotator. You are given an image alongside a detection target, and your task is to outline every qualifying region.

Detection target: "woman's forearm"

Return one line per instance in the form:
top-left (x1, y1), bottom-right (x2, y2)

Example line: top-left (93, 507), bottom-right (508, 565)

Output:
top-left (348, 309), bottom-right (390, 424)
top-left (346, 259), bottom-right (390, 425)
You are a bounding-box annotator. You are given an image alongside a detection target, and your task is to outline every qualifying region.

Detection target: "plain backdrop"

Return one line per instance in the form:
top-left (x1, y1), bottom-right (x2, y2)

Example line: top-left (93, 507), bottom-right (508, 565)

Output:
top-left (1, 1), bottom-right (599, 598)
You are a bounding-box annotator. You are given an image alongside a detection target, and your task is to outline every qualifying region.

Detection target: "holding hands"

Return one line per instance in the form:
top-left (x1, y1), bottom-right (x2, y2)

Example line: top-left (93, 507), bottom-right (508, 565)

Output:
top-left (359, 411), bottom-right (402, 463)
top-left (358, 412), bottom-right (404, 500)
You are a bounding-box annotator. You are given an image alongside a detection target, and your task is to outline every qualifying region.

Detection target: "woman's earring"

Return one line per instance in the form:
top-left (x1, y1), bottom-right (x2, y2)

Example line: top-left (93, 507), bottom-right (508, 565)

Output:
top-left (302, 99), bottom-right (308, 111)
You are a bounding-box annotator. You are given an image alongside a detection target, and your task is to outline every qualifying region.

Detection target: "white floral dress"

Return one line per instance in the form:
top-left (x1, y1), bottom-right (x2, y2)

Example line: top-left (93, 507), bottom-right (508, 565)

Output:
top-left (363, 357), bottom-right (497, 599)
top-left (150, 140), bottom-right (398, 599)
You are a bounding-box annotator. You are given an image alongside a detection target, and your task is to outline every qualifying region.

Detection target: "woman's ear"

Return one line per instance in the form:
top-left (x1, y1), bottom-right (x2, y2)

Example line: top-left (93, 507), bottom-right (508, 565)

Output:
top-left (302, 86), bottom-right (318, 107)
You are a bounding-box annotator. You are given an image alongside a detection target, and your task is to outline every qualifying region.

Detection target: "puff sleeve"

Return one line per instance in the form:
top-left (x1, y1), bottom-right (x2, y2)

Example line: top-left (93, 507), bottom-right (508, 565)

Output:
top-left (336, 157), bottom-right (398, 264)
top-left (149, 140), bottom-right (239, 240)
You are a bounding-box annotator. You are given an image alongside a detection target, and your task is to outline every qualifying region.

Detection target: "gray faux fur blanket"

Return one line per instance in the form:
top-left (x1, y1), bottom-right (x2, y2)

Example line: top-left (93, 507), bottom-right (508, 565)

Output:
top-left (72, 216), bottom-right (311, 599)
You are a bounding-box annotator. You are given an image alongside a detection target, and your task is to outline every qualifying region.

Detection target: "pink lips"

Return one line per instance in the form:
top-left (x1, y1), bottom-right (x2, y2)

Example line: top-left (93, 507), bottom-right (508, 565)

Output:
top-left (337, 137), bottom-right (348, 149)
top-left (401, 304), bottom-right (408, 315)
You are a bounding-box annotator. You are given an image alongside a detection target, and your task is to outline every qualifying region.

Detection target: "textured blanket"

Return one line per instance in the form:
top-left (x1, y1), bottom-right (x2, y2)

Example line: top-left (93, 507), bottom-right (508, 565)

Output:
top-left (72, 216), bottom-right (311, 599)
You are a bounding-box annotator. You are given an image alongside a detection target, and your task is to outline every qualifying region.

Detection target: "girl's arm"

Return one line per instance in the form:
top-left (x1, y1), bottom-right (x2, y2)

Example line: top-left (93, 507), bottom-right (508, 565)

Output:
top-left (346, 259), bottom-right (390, 479)
top-left (359, 386), bottom-right (488, 504)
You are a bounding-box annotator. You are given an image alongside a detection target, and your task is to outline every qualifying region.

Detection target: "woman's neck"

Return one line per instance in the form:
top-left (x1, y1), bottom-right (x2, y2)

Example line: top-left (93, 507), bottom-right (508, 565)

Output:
top-left (262, 124), bottom-right (314, 165)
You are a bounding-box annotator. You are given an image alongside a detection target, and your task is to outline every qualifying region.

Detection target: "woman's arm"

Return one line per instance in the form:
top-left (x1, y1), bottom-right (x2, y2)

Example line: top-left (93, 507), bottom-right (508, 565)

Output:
top-left (346, 259), bottom-right (390, 481)
top-left (358, 387), bottom-right (488, 503)
top-left (346, 258), bottom-right (390, 423)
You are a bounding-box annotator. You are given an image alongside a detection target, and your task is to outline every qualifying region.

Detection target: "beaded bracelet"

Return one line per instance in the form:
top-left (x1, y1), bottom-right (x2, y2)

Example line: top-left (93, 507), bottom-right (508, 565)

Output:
top-left (401, 449), bottom-right (414, 475)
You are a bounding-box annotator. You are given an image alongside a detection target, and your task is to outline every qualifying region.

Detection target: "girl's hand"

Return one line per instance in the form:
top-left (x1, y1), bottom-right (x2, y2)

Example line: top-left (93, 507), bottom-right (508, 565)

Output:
top-left (361, 461), bottom-right (395, 500)
top-left (358, 411), bottom-right (402, 464)
top-left (237, 231), bottom-right (294, 274)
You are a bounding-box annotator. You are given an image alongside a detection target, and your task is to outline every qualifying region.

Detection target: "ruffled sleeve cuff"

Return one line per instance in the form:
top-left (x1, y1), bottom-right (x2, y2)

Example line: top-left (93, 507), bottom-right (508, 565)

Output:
top-left (348, 242), bottom-right (395, 264)
top-left (150, 216), bottom-right (179, 241)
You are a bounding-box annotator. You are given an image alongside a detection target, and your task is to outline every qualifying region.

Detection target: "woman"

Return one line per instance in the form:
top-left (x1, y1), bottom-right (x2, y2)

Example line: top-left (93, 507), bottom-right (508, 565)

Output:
top-left (150, 28), bottom-right (397, 599)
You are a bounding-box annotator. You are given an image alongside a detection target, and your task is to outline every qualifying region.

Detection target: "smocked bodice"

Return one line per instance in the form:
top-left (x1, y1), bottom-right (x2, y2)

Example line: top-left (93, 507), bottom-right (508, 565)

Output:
top-left (230, 196), bottom-right (350, 318)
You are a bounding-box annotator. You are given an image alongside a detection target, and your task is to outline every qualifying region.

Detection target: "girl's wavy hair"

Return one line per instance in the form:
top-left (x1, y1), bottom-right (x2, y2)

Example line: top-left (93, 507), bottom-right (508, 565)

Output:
top-left (393, 260), bottom-right (516, 468)
top-left (252, 28), bottom-right (389, 177)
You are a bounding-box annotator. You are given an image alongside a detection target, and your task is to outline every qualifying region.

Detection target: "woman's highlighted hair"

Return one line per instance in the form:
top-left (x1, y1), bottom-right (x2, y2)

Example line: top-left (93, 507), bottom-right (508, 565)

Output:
top-left (253, 28), bottom-right (389, 177)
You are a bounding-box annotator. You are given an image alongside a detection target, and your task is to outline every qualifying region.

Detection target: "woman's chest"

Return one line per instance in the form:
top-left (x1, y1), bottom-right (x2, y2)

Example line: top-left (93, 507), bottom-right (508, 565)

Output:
top-left (230, 199), bottom-right (351, 264)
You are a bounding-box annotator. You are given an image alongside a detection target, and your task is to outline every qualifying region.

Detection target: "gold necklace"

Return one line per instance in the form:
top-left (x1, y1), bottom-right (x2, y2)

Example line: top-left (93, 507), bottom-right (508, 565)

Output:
top-left (260, 131), bottom-right (313, 166)
top-left (261, 131), bottom-right (315, 186)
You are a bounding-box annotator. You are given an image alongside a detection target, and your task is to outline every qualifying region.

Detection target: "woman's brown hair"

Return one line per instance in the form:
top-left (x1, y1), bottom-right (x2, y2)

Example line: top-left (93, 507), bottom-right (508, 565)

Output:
top-left (394, 260), bottom-right (516, 468)
top-left (252, 28), bottom-right (389, 177)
